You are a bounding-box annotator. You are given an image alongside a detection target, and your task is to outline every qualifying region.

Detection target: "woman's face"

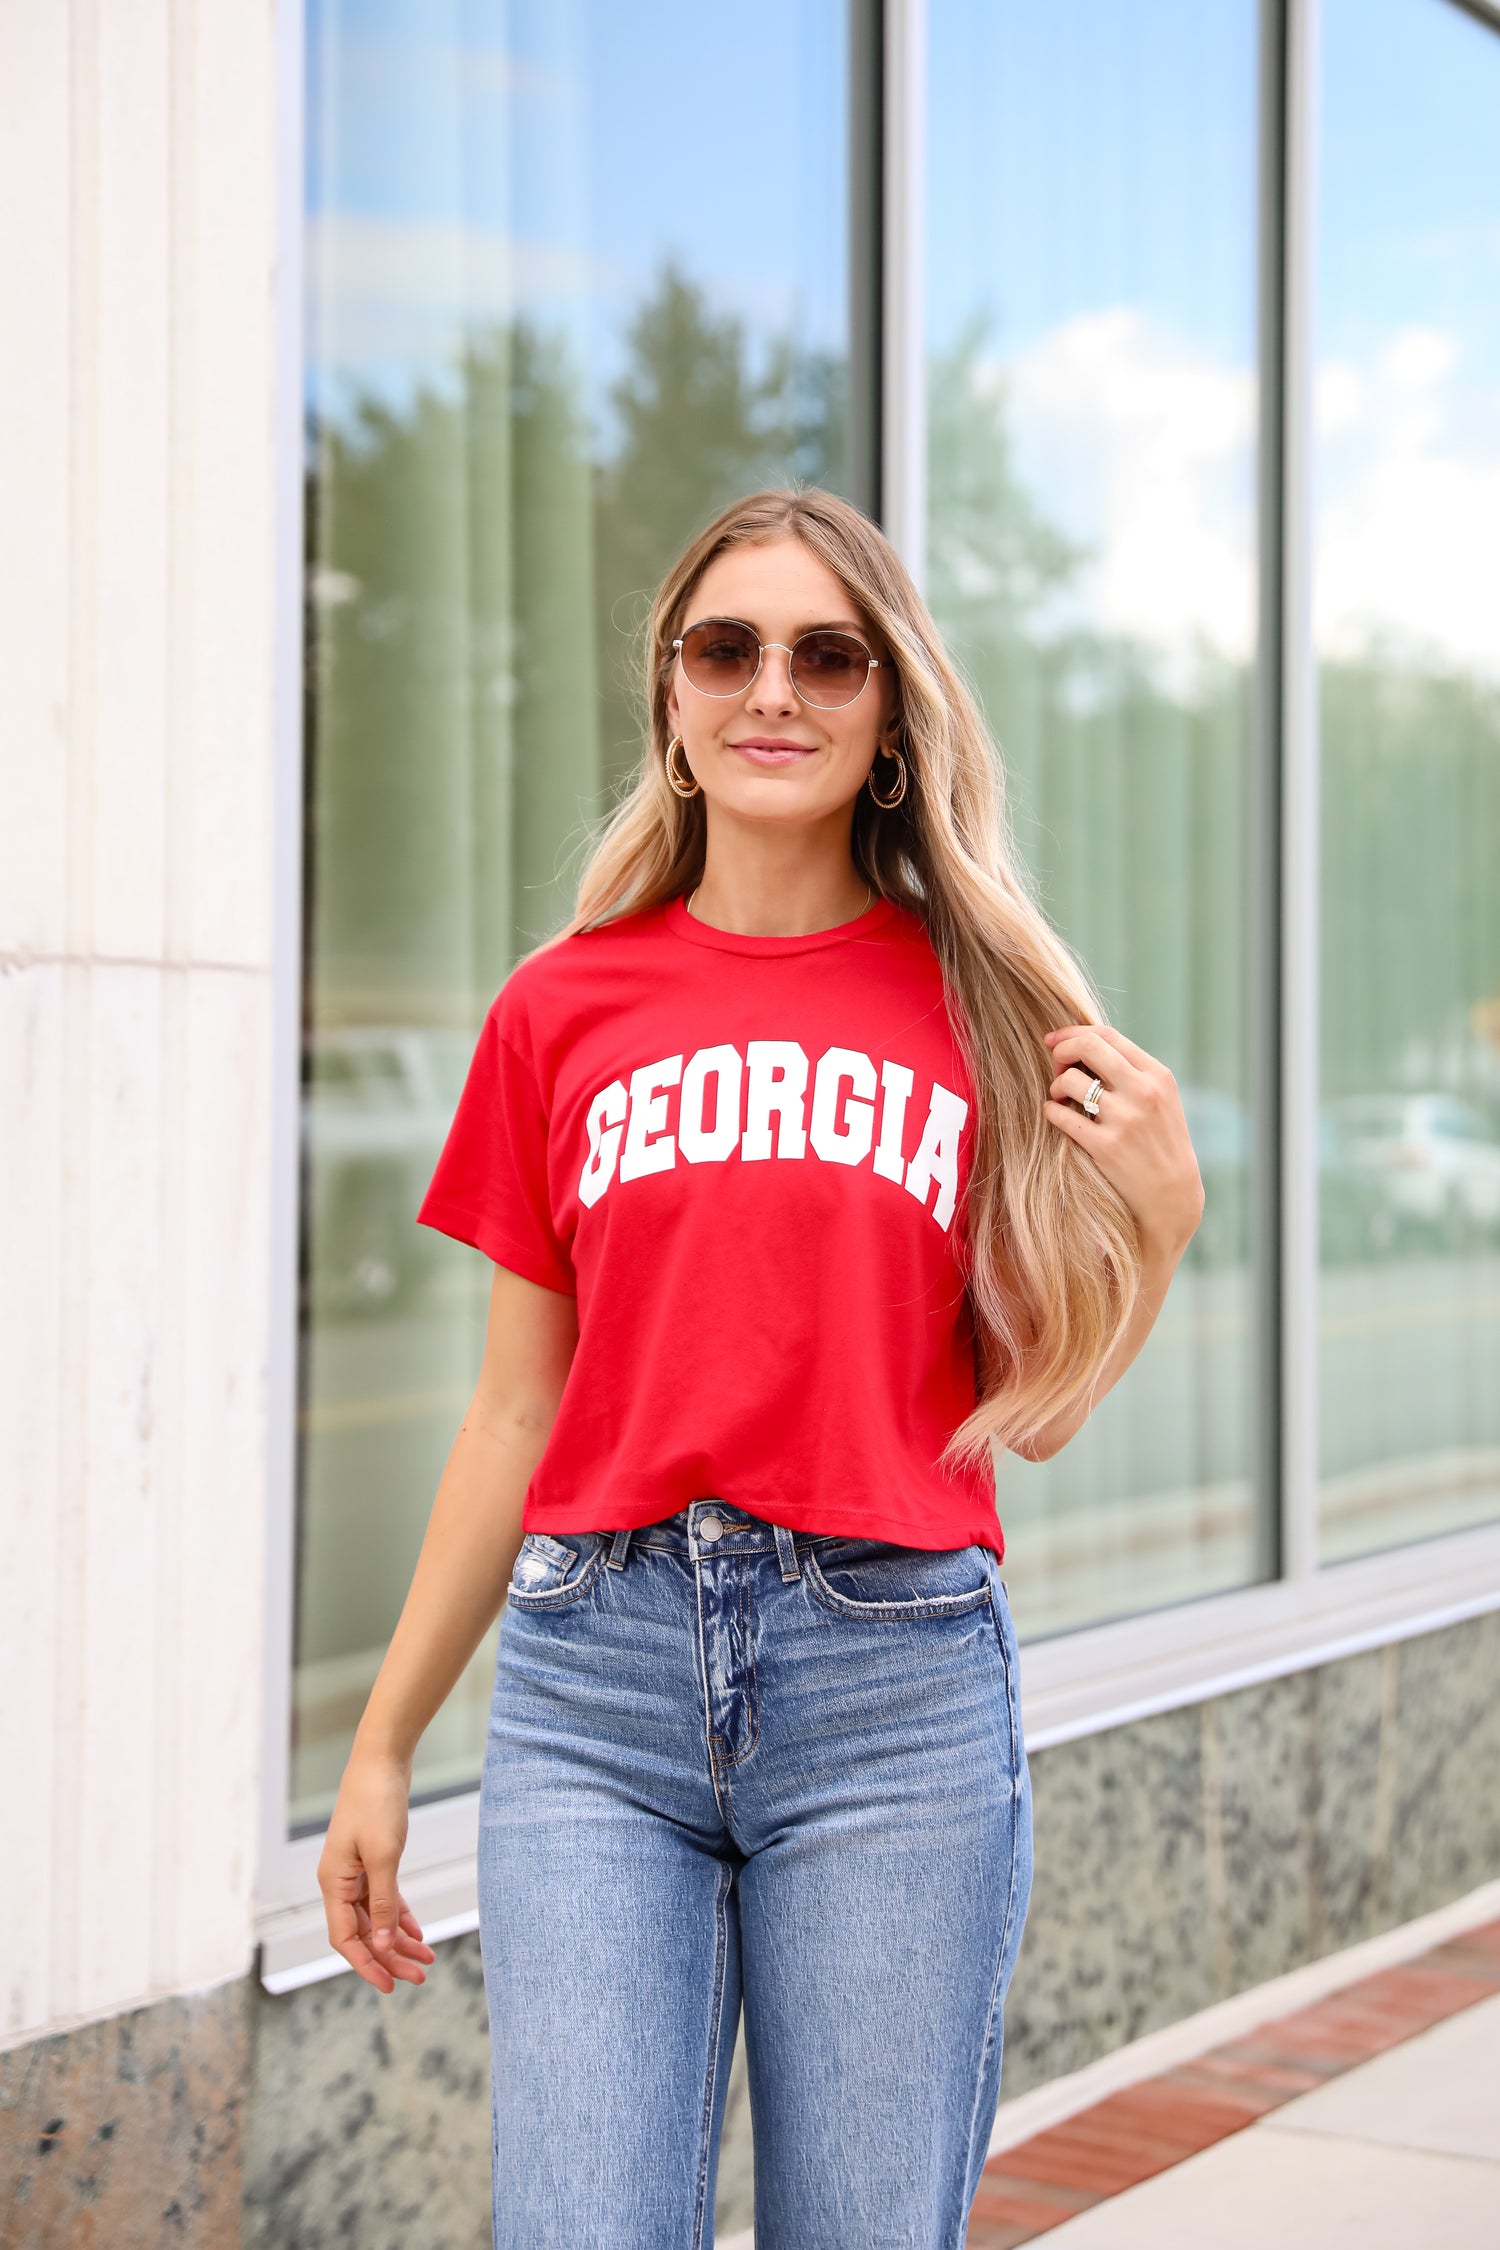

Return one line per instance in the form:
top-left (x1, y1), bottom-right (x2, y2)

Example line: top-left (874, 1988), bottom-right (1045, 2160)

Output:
top-left (664, 536), bottom-right (895, 832)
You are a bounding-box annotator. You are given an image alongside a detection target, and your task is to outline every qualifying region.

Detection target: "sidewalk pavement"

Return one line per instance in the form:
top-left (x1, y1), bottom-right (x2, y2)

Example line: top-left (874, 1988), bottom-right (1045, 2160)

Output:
top-left (967, 1909), bottom-right (1500, 2248)
top-left (990, 1992), bottom-right (1500, 2246)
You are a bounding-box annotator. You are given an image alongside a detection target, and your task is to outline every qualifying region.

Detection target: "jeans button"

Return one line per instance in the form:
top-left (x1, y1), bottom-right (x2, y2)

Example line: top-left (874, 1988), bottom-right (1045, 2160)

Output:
top-left (699, 1513), bottom-right (725, 1543)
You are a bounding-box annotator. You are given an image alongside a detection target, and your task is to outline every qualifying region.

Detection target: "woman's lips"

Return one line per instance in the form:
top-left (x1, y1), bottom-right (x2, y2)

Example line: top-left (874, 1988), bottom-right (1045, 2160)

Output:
top-left (728, 739), bottom-right (817, 766)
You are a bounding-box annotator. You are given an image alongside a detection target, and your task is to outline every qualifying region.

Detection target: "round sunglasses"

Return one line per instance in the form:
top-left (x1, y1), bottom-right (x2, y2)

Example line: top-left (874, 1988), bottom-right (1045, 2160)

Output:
top-left (673, 617), bottom-right (883, 710)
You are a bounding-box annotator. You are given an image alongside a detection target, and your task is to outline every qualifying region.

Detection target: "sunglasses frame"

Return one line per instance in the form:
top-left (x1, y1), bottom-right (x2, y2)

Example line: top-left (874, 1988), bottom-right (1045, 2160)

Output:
top-left (672, 616), bottom-right (883, 711)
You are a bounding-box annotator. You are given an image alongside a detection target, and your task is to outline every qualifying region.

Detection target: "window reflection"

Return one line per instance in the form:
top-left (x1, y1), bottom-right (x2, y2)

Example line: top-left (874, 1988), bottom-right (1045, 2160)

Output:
top-left (926, 0), bottom-right (1266, 1635)
top-left (295, 0), bottom-right (855, 1828)
top-left (1315, 0), bottom-right (1500, 1564)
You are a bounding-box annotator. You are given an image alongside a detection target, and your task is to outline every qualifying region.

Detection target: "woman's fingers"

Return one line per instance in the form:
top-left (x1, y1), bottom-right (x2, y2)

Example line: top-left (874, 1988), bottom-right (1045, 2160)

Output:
top-left (319, 1845), bottom-right (420, 1992)
top-left (1044, 1019), bottom-right (1155, 1071)
top-left (1051, 1064), bottom-right (1108, 1111)
top-left (326, 1889), bottom-right (397, 1993)
top-left (1085, 1022), bottom-right (1157, 1072)
top-left (359, 1863), bottom-right (431, 1989)
top-left (392, 1934), bottom-right (434, 1970)
top-left (1041, 1021), bottom-right (1205, 1260)
top-left (363, 1855), bottom-right (408, 1963)
top-left (367, 1941), bottom-right (429, 1986)
top-left (397, 1899), bottom-right (436, 1963)
top-left (1041, 1097), bottom-right (1098, 1148)
top-left (1044, 1023), bottom-right (1145, 1089)
top-left (350, 1898), bottom-right (430, 1985)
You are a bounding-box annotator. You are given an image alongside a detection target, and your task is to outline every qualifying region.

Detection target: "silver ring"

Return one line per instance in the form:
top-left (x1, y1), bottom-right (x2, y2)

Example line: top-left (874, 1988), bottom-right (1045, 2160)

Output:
top-left (1081, 1075), bottom-right (1104, 1119)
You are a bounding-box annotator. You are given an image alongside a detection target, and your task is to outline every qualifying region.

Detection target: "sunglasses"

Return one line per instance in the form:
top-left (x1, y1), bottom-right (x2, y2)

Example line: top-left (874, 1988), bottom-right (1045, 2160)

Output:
top-left (673, 617), bottom-right (883, 710)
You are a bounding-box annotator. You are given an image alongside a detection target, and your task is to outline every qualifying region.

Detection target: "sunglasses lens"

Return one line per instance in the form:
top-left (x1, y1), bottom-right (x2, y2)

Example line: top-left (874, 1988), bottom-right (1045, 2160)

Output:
top-left (790, 631), bottom-right (872, 707)
top-left (680, 620), bottom-right (760, 696)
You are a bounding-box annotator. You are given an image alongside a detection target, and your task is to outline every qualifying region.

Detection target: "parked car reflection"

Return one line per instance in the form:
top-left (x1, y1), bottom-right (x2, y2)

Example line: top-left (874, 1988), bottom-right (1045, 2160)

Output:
top-left (1178, 1085), bottom-right (1250, 1266)
top-left (302, 1027), bottom-right (471, 1315)
top-left (1176, 1085), bottom-right (1422, 1267)
top-left (1324, 1093), bottom-right (1500, 1253)
top-left (1317, 1105), bottom-right (1391, 1263)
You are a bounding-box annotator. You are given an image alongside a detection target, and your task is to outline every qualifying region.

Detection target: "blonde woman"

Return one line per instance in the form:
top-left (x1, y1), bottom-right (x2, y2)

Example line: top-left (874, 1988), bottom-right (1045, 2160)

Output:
top-left (318, 489), bottom-right (1204, 2248)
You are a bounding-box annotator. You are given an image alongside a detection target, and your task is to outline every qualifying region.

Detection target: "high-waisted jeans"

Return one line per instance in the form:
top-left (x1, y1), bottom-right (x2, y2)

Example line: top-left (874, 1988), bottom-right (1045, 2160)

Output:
top-left (478, 1497), bottom-right (1034, 2250)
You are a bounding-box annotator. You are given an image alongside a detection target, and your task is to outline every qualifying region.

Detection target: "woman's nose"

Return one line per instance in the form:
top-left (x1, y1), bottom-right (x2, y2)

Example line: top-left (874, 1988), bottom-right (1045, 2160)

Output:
top-left (747, 642), bottom-right (797, 712)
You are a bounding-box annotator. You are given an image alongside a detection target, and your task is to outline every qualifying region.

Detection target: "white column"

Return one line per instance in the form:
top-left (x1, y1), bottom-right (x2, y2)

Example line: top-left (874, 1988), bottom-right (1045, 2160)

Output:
top-left (0, 0), bottom-right (279, 2045)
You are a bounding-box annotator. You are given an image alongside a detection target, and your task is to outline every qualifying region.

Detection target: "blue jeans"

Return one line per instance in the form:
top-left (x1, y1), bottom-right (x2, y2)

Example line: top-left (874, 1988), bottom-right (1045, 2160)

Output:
top-left (479, 1498), bottom-right (1034, 2249)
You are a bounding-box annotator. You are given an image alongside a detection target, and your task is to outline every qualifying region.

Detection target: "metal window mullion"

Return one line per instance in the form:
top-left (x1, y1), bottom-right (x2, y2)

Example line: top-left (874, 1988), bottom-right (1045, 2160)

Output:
top-left (1250, 0), bottom-right (1287, 1589)
top-left (881, 0), bottom-right (927, 586)
top-left (1279, 0), bottom-right (1321, 1584)
top-left (847, 0), bottom-right (885, 520)
top-left (1447, 0), bottom-right (1500, 37)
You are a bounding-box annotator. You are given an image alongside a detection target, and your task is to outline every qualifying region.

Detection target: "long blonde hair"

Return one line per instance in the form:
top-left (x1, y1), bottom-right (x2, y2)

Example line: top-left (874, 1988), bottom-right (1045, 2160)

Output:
top-left (566, 487), bottom-right (1142, 1466)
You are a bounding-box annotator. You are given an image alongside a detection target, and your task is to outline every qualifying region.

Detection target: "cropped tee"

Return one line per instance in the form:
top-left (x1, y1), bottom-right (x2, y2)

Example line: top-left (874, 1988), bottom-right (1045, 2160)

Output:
top-left (417, 892), bottom-right (1005, 1557)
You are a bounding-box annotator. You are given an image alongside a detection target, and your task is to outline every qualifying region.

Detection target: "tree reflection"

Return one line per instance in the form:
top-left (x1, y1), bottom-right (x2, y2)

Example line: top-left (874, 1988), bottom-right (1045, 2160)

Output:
top-left (302, 270), bottom-right (1500, 1213)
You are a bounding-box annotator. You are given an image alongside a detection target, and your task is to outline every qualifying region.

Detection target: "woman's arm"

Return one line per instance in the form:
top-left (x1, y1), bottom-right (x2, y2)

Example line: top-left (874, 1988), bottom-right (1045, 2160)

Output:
top-left (1011, 1020), bottom-right (1205, 1464)
top-left (317, 1262), bottom-right (579, 1992)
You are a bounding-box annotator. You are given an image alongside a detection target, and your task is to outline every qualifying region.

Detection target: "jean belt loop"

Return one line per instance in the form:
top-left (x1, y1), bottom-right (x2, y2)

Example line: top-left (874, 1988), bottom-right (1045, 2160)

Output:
top-left (773, 1521), bottom-right (801, 1582)
top-left (607, 1526), bottom-right (634, 1571)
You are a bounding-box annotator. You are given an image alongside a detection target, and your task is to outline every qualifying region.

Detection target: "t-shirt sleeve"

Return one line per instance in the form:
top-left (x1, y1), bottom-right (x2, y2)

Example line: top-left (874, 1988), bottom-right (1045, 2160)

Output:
top-left (416, 1001), bottom-right (576, 1295)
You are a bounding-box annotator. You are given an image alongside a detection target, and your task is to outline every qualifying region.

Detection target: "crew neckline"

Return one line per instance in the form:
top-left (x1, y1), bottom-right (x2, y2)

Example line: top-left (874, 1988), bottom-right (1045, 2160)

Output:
top-left (664, 891), bottom-right (898, 957)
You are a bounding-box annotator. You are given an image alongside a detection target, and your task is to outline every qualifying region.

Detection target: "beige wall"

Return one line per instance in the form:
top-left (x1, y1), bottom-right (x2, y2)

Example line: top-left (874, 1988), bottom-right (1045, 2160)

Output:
top-left (0, 0), bottom-right (280, 2045)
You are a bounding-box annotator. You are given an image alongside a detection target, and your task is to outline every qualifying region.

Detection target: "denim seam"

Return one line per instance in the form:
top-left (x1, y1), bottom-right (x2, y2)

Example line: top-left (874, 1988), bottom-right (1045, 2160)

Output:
top-left (693, 1560), bottom-right (734, 1824)
top-left (801, 1545), bottom-right (994, 1622)
top-left (714, 1560), bottom-right (761, 1773)
top-left (956, 1578), bottom-right (1028, 2239)
top-left (691, 1856), bottom-right (735, 2250)
top-left (489, 2035), bottom-right (501, 2240)
top-left (985, 1579), bottom-right (1028, 1814)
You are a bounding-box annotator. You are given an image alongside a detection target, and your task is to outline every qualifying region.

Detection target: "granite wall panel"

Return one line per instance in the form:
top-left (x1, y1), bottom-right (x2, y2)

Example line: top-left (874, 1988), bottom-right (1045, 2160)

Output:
top-left (242, 1939), bottom-right (491, 2250)
top-left (997, 1704), bottom-right (1215, 2093)
top-left (1386, 1608), bottom-right (1500, 1922)
top-left (998, 1611), bottom-right (1500, 2110)
top-left (0, 1982), bottom-right (247, 2250)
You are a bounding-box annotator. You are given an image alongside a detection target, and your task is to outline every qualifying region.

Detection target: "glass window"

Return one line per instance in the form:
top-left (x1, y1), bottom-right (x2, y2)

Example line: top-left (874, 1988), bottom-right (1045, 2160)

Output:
top-left (1315, 0), bottom-right (1500, 1566)
top-left (296, 0), bottom-right (859, 1830)
top-left (926, 0), bottom-right (1267, 1635)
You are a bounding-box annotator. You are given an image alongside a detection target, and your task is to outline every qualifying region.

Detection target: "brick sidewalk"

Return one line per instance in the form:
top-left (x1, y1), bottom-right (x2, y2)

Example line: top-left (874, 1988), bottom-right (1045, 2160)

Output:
top-left (965, 1917), bottom-right (1500, 2248)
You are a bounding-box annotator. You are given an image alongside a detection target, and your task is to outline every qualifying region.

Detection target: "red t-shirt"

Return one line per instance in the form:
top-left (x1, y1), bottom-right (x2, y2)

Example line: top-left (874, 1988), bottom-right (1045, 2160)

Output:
top-left (417, 893), bottom-right (1004, 1556)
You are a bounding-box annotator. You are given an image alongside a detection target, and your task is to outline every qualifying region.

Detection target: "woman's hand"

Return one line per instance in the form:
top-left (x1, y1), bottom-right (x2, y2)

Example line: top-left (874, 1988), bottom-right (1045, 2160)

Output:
top-left (308, 1269), bottom-right (574, 1999)
top-left (1042, 1023), bottom-right (1205, 1264)
top-left (317, 1749), bottom-right (437, 1994)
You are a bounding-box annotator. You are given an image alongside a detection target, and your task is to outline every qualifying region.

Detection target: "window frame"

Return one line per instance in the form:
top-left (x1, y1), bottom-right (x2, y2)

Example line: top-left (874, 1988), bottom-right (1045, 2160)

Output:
top-left (258, 0), bottom-right (1500, 1992)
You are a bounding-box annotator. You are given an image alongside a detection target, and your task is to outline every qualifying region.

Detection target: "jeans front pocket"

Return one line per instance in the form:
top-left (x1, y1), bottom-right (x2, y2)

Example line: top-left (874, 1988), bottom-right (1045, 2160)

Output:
top-left (802, 1536), bottom-right (995, 1620)
top-left (505, 1531), bottom-right (605, 1608)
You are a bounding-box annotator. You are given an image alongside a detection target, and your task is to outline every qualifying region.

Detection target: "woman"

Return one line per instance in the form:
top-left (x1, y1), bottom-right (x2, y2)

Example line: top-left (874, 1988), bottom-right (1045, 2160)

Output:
top-left (318, 488), bottom-right (1204, 2248)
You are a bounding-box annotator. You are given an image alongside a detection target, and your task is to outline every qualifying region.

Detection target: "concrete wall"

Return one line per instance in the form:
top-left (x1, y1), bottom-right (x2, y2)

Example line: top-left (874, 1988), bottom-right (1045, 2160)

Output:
top-left (0, 0), bottom-right (278, 2049)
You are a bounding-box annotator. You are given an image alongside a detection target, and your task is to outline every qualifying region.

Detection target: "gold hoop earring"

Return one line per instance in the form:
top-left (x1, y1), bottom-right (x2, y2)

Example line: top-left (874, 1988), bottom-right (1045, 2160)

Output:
top-left (665, 736), bottom-right (701, 799)
top-left (867, 746), bottom-right (908, 810)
